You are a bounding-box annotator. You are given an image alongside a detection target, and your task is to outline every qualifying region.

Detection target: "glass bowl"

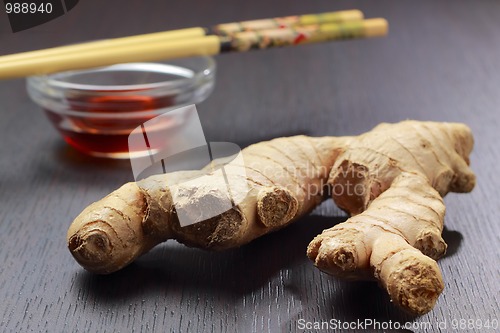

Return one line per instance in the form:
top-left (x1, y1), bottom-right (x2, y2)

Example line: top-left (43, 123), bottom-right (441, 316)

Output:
top-left (26, 57), bottom-right (216, 158)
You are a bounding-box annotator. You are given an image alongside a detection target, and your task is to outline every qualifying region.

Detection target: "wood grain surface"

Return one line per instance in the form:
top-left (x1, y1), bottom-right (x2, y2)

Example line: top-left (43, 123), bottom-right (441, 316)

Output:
top-left (0, 1), bottom-right (499, 332)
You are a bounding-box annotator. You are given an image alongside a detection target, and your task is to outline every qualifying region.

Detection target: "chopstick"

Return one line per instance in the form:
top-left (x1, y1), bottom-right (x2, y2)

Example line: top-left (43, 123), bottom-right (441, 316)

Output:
top-left (0, 17), bottom-right (388, 80)
top-left (0, 10), bottom-right (363, 65)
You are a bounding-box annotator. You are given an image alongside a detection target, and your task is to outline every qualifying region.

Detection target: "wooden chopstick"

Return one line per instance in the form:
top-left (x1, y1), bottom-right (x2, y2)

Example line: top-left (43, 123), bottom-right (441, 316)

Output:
top-left (0, 18), bottom-right (388, 80)
top-left (0, 10), bottom-right (363, 65)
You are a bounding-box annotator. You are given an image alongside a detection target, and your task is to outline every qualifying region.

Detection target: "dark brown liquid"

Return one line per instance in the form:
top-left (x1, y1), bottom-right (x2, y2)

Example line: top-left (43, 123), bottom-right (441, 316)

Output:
top-left (46, 94), bottom-right (174, 156)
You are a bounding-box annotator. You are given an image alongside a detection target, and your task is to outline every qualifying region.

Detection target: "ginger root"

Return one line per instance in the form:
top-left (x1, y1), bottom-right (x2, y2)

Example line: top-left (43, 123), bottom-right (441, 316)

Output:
top-left (68, 135), bottom-right (340, 272)
top-left (67, 120), bottom-right (475, 315)
top-left (307, 121), bottom-right (475, 314)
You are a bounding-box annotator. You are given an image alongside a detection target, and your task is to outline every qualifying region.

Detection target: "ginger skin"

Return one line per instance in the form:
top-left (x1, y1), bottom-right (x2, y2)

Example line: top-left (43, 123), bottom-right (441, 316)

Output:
top-left (67, 121), bottom-right (475, 315)
top-left (307, 121), bottom-right (475, 314)
top-left (68, 135), bottom-right (341, 273)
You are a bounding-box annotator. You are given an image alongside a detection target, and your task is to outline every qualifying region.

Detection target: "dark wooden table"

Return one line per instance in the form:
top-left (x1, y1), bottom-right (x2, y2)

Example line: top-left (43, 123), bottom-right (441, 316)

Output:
top-left (1, 1), bottom-right (499, 332)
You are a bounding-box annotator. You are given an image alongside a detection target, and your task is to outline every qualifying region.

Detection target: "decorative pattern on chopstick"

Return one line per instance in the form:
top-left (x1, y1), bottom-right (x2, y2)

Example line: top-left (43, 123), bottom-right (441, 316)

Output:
top-left (211, 10), bottom-right (363, 36)
top-left (221, 19), bottom-right (388, 53)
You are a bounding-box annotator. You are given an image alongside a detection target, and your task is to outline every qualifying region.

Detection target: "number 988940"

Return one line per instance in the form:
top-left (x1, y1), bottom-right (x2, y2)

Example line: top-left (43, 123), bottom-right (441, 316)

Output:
top-left (5, 2), bottom-right (53, 14)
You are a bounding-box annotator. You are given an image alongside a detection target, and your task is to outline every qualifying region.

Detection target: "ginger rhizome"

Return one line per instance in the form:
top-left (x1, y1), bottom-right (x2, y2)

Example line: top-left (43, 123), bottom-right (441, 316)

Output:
top-left (68, 135), bottom-right (339, 272)
top-left (67, 120), bottom-right (475, 315)
top-left (307, 121), bottom-right (475, 314)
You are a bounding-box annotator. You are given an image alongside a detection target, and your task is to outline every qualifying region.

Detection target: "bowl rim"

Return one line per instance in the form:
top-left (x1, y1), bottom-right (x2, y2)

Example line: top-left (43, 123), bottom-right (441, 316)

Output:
top-left (26, 57), bottom-right (216, 118)
top-left (27, 57), bottom-right (215, 92)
